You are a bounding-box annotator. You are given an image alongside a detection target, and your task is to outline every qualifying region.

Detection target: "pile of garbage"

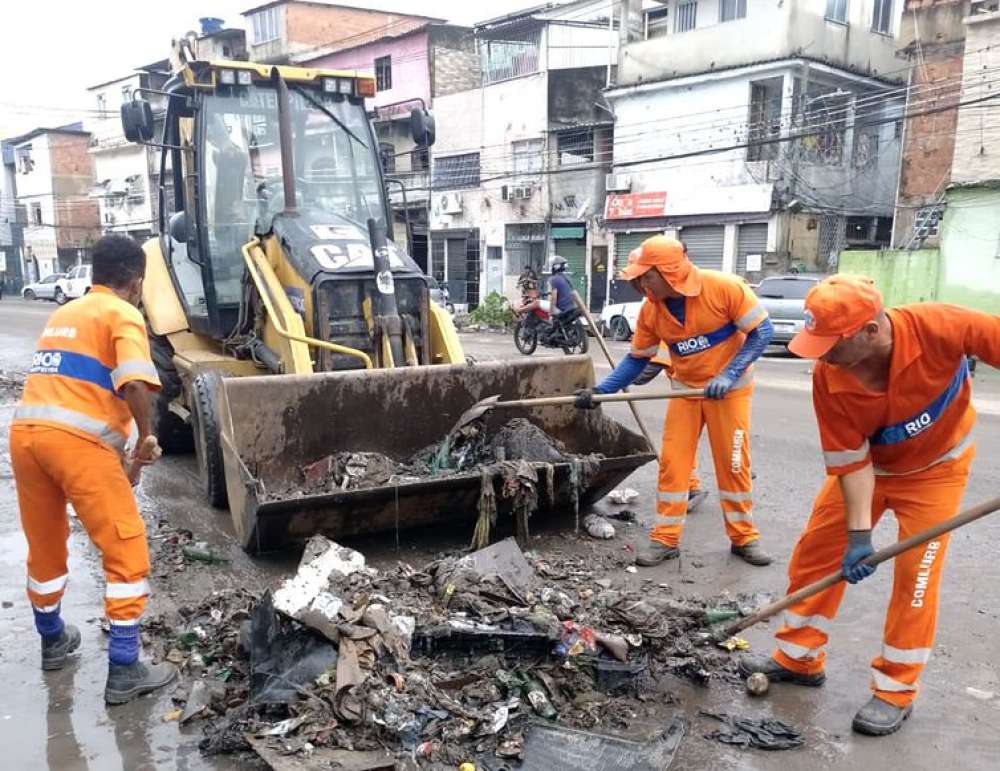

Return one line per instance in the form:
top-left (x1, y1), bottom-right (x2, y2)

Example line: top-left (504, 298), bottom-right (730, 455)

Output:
top-left (0, 370), bottom-right (25, 401)
top-left (272, 418), bottom-right (600, 498)
top-left (144, 536), bottom-right (767, 767)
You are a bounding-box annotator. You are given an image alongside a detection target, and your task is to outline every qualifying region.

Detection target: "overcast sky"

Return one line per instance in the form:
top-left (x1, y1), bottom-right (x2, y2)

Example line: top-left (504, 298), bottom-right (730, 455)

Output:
top-left (0, 0), bottom-right (541, 137)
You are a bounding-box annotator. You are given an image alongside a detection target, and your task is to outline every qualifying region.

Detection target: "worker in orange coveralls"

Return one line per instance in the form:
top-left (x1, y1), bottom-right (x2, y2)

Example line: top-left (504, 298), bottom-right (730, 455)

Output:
top-left (11, 234), bottom-right (177, 704)
top-left (575, 236), bottom-right (774, 566)
top-left (740, 274), bottom-right (1000, 736)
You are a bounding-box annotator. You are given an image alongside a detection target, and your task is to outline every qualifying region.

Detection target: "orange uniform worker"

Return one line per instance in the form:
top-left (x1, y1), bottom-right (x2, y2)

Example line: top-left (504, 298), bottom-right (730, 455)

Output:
top-left (11, 234), bottom-right (177, 704)
top-left (575, 236), bottom-right (773, 566)
top-left (740, 275), bottom-right (1000, 736)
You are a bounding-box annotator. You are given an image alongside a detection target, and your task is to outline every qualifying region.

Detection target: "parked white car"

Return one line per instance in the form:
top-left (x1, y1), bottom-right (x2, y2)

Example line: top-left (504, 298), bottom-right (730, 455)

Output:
top-left (22, 273), bottom-right (67, 302)
top-left (55, 264), bottom-right (92, 303)
top-left (600, 300), bottom-right (642, 340)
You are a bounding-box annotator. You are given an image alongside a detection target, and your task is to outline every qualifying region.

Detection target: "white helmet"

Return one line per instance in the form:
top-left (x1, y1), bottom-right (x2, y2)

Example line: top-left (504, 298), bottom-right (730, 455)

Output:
top-left (549, 255), bottom-right (568, 273)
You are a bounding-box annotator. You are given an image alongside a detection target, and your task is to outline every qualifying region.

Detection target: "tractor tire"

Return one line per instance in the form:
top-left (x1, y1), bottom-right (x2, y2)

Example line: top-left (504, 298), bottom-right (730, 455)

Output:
top-left (191, 369), bottom-right (228, 509)
top-left (149, 333), bottom-right (193, 454)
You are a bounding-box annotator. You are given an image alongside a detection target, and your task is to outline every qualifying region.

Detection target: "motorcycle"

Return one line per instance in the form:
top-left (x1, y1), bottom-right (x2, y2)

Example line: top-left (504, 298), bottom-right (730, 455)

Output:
top-left (513, 303), bottom-right (589, 355)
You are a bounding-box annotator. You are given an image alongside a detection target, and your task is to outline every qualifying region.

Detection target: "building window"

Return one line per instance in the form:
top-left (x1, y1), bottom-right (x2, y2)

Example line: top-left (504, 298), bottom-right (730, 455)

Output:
top-left (250, 7), bottom-right (280, 44)
top-left (852, 125), bottom-right (880, 169)
top-left (720, 0), bottom-right (747, 22)
top-left (747, 80), bottom-right (782, 161)
top-left (121, 85), bottom-right (132, 103)
top-left (481, 28), bottom-right (541, 84)
top-left (675, 1), bottom-right (698, 32)
top-left (16, 145), bottom-right (34, 174)
top-left (375, 56), bottom-right (392, 91)
top-left (914, 205), bottom-right (943, 239)
top-left (412, 146), bottom-right (430, 171)
top-left (96, 92), bottom-right (107, 112)
top-left (512, 139), bottom-right (543, 177)
top-left (379, 142), bottom-right (396, 174)
top-left (557, 129), bottom-right (594, 167)
top-left (645, 7), bottom-right (670, 38)
top-left (31, 202), bottom-right (42, 225)
top-left (432, 153), bottom-right (480, 190)
top-left (825, 0), bottom-right (849, 24)
top-left (872, 0), bottom-right (892, 34)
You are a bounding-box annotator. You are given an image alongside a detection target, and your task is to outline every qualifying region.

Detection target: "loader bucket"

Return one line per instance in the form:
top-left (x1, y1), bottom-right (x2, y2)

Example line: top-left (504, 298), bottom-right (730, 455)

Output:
top-left (217, 355), bottom-right (656, 553)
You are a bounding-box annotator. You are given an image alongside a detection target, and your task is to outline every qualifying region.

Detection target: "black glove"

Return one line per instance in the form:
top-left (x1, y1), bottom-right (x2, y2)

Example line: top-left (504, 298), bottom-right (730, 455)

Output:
top-left (574, 388), bottom-right (599, 410)
top-left (842, 529), bottom-right (877, 584)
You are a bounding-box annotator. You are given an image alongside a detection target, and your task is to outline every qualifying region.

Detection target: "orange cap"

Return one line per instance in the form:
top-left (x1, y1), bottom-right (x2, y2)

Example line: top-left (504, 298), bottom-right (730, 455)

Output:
top-left (788, 274), bottom-right (884, 358)
top-left (619, 236), bottom-right (702, 296)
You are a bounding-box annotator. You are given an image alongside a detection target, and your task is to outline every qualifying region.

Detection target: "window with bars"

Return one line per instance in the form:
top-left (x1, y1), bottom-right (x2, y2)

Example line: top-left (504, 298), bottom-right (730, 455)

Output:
top-left (557, 129), bottom-right (594, 167)
top-left (250, 7), bottom-right (280, 44)
top-left (512, 139), bottom-right (543, 176)
top-left (871, 0), bottom-right (892, 34)
top-left (379, 142), bottom-right (396, 174)
top-left (645, 7), bottom-right (670, 38)
top-left (31, 202), bottom-right (42, 225)
top-left (825, 0), bottom-right (848, 23)
top-left (432, 153), bottom-right (480, 189)
top-left (675, 1), bottom-right (698, 32)
top-left (914, 205), bottom-right (943, 239)
top-left (720, 0), bottom-right (747, 22)
top-left (375, 56), bottom-right (392, 91)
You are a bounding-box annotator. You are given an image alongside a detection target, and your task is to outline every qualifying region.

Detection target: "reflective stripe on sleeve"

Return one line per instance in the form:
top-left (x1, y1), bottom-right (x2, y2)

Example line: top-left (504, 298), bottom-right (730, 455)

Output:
top-left (27, 573), bottom-right (69, 595)
top-left (14, 404), bottom-right (127, 450)
top-left (105, 579), bottom-right (150, 599)
top-left (111, 359), bottom-right (160, 388)
top-left (631, 345), bottom-right (660, 357)
top-left (823, 441), bottom-right (870, 468)
top-left (736, 305), bottom-right (767, 330)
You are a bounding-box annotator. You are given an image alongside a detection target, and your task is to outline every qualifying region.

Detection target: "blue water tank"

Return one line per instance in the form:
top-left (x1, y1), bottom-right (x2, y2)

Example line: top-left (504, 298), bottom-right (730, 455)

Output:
top-left (200, 17), bottom-right (224, 34)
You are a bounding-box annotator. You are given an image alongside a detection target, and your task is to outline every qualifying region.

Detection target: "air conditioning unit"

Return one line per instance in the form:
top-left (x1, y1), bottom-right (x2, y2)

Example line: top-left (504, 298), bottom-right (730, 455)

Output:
top-left (437, 193), bottom-right (463, 214)
top-left (605, 173), bottom-right (632, 192)
top-left (500, 185), bottom-right (514, 202)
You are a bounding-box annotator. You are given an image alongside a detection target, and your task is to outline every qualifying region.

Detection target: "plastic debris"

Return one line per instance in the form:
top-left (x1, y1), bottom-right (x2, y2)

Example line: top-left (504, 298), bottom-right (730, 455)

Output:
top-left (746, 672), bottom-right (770, 696)
top-left (966, 687), bottom-right (995, 701)
top-left (182, 541), bottom-right (229, 564)
top-left (162, 708), bottom-right (183, 723)
top-left (520, 718), bottom-right (685, 770)
top-left (584, 514), bottom-right (616, 540)
top-left (701, 710), bottom-right (803, 750)
top-left (608, 488), bottom-right (640, 505)
top-left (625, 566), bottom-right (638, 574)
top-left (717, 636), bottom-right (750, 652)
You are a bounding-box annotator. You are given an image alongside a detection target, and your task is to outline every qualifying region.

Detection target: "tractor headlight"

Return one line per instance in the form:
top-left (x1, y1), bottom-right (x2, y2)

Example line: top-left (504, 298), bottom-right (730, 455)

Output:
top-left (237, 70), bottom-right (252, 86)
top-left (219, 69), bottom-right (236, 86)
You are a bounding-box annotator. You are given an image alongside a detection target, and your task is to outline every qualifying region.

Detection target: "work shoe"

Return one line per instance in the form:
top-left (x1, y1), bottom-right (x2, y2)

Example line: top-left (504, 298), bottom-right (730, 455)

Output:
top-left (41, 624), bottom-right (82, 671)
top-left (852, 696), bottom-right (913, 736)
top-left (105, 660), bottom-right (178, 705)
top-left (635, 542), bottom-right (680, 566)
top-left (738, 654), bottom-right (826, 686)
top-left (731, 540), bottom-right (773, 566)
top-left (687, 489), bottom-right (709, 513)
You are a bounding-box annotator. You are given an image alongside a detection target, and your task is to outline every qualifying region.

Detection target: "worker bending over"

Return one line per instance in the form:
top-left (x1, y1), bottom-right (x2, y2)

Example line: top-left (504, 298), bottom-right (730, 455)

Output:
top-left (575, 236), bottom-right (773, 566)
top-left (740, 275), bottom-right (1000, 736)
top-left (11, 234), bottom-right (177, 704)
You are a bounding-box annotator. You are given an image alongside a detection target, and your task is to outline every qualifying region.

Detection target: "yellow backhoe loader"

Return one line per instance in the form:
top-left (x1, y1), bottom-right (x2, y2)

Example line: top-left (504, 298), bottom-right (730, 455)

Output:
top-left (121, 59), bottom-right (653, 552)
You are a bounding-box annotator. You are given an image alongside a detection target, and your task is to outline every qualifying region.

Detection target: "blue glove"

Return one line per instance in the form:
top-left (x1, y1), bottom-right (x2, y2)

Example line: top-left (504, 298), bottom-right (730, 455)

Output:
top-left (842, 529), bottom-right (876, 584)
top-left (705, 372), bottom-right (736, 399)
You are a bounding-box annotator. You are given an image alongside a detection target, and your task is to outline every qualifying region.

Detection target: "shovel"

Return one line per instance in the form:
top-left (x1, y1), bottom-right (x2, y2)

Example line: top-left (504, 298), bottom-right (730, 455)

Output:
top-left (451, 387), bottom-right (705, 434)
top-left (718, 494), bottom-right (1000, 640)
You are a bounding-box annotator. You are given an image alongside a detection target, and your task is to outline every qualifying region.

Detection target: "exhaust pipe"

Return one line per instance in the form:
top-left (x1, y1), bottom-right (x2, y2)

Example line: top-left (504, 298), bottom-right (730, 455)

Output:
top-left (272, 68), bottom-right (297, 215)
top-left (368, 217), bottom-right (405, 367)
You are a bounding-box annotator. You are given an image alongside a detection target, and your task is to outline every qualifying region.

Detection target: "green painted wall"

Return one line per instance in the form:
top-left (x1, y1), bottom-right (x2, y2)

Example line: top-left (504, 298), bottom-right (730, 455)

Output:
top-left (839, 249), bottom-right (941, 306)
top-left (839, 186), bottom-right (1000, 311)
top-left (937, 187), bottom-right (1000, 313)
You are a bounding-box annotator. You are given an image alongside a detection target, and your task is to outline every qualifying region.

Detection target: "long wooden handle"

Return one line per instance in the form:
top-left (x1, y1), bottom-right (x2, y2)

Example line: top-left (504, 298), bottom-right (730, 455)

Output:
top-left (724, 495), bottom-right (1000, 637)
top-left (497, 388), bottom-right (704, 409)
top-left (572, 290), bottom-right (656, 452)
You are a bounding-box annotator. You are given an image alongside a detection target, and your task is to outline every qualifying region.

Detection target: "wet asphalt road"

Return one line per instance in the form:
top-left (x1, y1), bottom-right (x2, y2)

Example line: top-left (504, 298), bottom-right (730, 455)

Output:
top-left (1, 298), bottom-right (998, 770)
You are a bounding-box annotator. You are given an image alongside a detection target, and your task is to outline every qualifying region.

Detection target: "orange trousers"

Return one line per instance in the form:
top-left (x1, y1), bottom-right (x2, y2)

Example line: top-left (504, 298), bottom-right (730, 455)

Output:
top-left (11, 425), bottom-right (151, 625)
top-left (653, 386), bottom-right (757, 547)
top-left (773, 446), bottom-right (973, 707)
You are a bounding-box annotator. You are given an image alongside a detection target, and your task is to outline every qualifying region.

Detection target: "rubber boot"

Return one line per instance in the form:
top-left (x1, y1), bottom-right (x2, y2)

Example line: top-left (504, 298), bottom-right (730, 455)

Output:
top-left (105, 660), bottom-right (178, 705)
top-left (41, 624), bottom-right (82, 671)
top-left (635, 541), bottom-right (680, 566)
top-left (730, 540), bottom-right (773, 566)
top-left (852, 696), bottom-right (913, 736)
top-left (738, 654), bottom-right (826, 686)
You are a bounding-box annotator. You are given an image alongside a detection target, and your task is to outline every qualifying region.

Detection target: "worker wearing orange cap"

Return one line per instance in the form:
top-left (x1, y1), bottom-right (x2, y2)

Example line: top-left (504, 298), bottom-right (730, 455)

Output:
top-left (575, 235), bottom-right (774, 566)
top-left (740, 275), bottom-right (1000, 736)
